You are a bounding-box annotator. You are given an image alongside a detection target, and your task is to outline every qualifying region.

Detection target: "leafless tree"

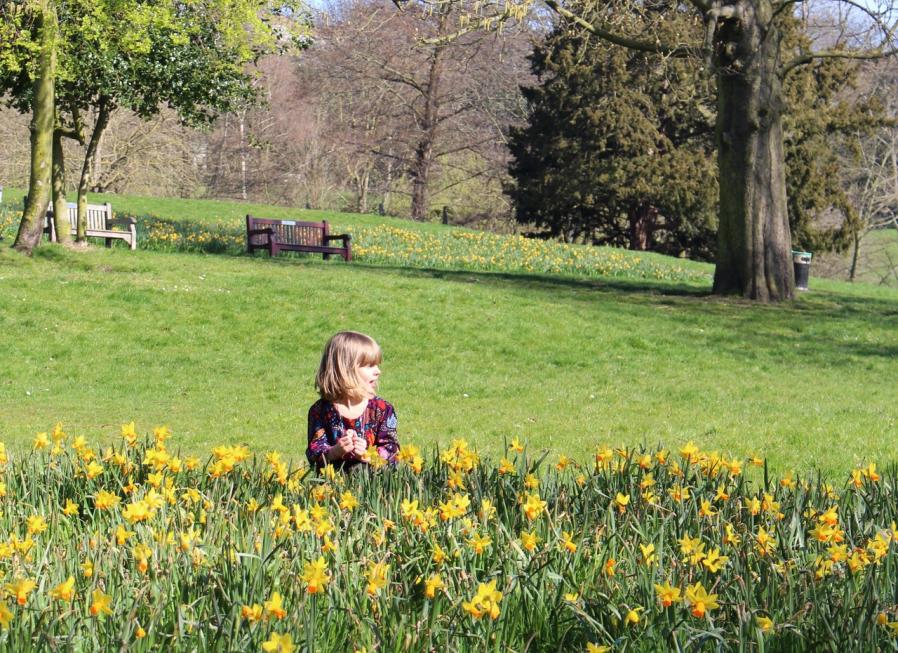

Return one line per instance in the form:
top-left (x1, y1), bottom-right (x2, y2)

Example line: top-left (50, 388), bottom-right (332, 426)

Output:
top-left (303, 0), bottom-right (534, 220)
top-left (843, 60), bottom-right (898, 283)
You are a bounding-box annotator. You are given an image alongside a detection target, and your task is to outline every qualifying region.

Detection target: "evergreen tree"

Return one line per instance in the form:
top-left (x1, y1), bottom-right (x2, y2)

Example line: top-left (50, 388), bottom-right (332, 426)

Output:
top-left (508, 6), bottom-right (886, 263)
top-left (507, 5), bottom-right (718, 259)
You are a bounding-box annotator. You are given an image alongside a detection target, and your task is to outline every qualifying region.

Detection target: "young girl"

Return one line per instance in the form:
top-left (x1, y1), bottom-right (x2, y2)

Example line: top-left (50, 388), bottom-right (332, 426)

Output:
top-left (306, 331), bottom-right (400, 471)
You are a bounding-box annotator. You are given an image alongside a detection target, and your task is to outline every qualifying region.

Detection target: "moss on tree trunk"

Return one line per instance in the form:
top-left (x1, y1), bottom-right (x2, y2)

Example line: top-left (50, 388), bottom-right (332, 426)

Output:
top-left (13, 0), bottom-right (56, 255)
top-left (52, 127), bottom-right (71, 245)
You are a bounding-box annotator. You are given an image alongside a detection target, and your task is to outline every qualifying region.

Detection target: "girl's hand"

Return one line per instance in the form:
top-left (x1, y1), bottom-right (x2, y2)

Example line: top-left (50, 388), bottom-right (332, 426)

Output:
top-left (329, 433), bottom-right (359, 462)
top-left (344, 429), bottom-right (367, 457)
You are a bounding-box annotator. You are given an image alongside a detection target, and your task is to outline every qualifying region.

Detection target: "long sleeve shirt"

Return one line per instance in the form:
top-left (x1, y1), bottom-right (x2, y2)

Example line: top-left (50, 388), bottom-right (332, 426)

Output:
top-left (306, 396), bottom-right (400, 471)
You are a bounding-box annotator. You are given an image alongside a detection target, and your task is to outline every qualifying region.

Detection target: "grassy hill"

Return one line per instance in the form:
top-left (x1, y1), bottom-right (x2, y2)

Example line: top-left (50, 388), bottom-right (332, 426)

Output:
top-left (1, 190), bottom-right (896, 476)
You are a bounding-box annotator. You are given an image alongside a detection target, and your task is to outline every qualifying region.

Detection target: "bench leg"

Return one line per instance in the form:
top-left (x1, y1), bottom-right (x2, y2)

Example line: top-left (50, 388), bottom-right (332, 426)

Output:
top-left (106, 238), bottom-right (113, 248)
top-left (323, 253), bottom-right (331, 260)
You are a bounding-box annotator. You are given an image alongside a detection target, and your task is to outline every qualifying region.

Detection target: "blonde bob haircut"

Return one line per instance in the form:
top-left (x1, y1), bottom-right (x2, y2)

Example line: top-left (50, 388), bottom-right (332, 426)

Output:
top-left (315, 331), bottom-right (383, 402)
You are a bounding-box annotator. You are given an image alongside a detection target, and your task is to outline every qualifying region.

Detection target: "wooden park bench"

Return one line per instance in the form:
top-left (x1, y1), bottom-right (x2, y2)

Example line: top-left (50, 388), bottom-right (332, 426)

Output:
top-left (245, 215), bottom-right (352, 261)
top-left (45, 202), bottom-right (137, 250)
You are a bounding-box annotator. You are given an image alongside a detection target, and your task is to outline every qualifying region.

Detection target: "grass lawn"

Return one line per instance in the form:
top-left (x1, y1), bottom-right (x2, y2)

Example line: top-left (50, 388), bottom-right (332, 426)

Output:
top-left (1, 235), bottom-right (896, 477)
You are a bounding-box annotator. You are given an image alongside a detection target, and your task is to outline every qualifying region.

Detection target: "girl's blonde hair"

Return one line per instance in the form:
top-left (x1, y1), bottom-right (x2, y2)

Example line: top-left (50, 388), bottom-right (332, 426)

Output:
top-left (315, 331), bottom-right (383, 401)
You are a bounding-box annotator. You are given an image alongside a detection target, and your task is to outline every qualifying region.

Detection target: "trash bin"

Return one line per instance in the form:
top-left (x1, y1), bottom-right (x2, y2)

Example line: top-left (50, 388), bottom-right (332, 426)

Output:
top-left (792, 250), bottom-right (812, 291)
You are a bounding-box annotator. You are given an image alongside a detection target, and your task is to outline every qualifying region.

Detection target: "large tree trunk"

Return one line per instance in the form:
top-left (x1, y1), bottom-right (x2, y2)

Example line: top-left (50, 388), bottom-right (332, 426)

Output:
top-left (13, 0), bottom-right (56, 255)
top-left (77, 97), bottom-right (113, 241)
top-left (712, 0), bottom-right (794, 301)
top-left (51, 128), bottom-right (71, 246)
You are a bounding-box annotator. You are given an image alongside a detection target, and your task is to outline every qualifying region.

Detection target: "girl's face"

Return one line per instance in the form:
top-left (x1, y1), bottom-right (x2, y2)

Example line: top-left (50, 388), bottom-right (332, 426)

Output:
top-left (357, 363), bottom-right (380, 397)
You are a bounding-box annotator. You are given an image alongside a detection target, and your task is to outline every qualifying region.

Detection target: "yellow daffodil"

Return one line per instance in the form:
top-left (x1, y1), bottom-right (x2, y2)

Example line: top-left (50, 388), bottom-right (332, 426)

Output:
top-left (301, 557), bottom-right (330, 594)
top-left (90, 588), bottom-right (113, 617)
top-left (702, 548), bottom-right (728, 573)
top-left (462, 580), bottom-right (502, 620)
top-left (264, 591), bottom-right (286, 619)
top-left (685, 582), bottom-right (719, 618)
top-left (615, 493), bottom-right (630, 513)
top-left (520, 530), bottom-right (539, 552)
top-left (262, 632), bottom-right (295, 653)
top-left (521, 493), bottom-right (547, 521)
top-left (6, 579), bottom-right (36, 606)
top-left (0, 603), bottom-right (12, 629)
top-left (423, 573), bottom-right (443, 599)
top-left (468, 532), bottom-right (492, 554)
top-left (366, 561), bottom-right (390, 596)
top-left (640, 543), bottom-right (656, 565)
top-left (654, 581), bottom-right (681, 607)
top-left (33, 432), bottom-right (49, 450)
top-left (26, 515), bottom-right (48, 536)
top-left (498, 457), bottom-right (516, 475)
top-left (756, 615), bottom-right (774, 633)
top-left (241, 603), bottom-right (263, 622)
top-left (95, 490), bottom-right (121, 510)
top-left (48, 576), bottom-right (76, 602)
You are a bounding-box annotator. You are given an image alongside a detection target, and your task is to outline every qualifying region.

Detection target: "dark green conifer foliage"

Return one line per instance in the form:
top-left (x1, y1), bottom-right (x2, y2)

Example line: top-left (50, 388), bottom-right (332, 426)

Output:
top-left (509, 5), bottom-right (885, 261)
top-left (508, 3), bottom-right (718, 259)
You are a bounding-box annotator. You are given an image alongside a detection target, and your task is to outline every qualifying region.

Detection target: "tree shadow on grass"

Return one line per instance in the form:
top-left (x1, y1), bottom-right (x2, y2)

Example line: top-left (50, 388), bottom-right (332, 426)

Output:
top-left (335, 261), bottom-right (898, 367)
top-left (33, 236), bottom-right (898, 366)
top-left (345, 260), bottom-right (714, 298)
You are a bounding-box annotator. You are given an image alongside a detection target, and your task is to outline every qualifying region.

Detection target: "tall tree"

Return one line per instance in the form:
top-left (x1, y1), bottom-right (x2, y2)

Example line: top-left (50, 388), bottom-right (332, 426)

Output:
top-left (307, 0), bottom-right (530, 220)
top-left (1, 0), bottom-right (57, 252)
top-left (400, 0), bottom-right (898, 301)
top-left (509, 9), bottom-right (886, 262)
top-left (508, 8), bottom-right (718, 258)
top-left (1, 0), bottom-right (310, 254)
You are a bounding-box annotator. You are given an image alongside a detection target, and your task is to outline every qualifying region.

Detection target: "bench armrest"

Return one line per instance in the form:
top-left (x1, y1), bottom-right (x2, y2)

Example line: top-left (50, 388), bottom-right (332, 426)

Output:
top-left (324, 233), bottom-right (351, 243)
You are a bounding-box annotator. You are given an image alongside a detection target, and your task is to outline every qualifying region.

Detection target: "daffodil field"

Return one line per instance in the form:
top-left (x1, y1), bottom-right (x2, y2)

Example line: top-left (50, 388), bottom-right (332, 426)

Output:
top-left (3, 425), bottom-right (898, 652)
top-left (134, 216), bottom-right (707, 284)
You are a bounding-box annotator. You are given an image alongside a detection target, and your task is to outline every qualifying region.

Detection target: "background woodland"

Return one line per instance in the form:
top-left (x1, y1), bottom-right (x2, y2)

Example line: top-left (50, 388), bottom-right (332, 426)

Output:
top-left (1, 0), bottom-right (896, 277)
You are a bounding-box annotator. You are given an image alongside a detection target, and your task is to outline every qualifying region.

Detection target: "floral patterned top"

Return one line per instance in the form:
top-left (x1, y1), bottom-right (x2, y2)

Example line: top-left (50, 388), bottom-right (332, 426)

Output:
top-left (306, 396), bottom-right (400, 471)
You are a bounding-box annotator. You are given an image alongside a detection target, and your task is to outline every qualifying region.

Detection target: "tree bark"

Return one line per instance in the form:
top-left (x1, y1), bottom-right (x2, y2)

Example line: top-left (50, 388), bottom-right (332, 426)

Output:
top-left (629, 202), bottom-right (657, 250)
top-left (77, 97), bottom-right (112, 241)
top-left (382, 154), bottom-right (394, 215)
top-left (238, 109), bottom-right (248, 201)
top-left (712, 0), bottom-right (794, 301)
top-left (13, 0), bottom-right (56, 255)
top-left (51, 127), bottom-right (71, 245)
top-left (410, 23), bottom-right (446, 221)
top-left (849, 229), bottom-right (861, 282)
top-left (356, 167), bottom-right (370, 214)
